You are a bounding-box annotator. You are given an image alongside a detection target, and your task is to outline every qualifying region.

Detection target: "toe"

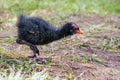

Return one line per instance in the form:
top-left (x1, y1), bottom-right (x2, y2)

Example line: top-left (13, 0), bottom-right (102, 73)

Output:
top-left (36, 58), bottom-right (46, 64)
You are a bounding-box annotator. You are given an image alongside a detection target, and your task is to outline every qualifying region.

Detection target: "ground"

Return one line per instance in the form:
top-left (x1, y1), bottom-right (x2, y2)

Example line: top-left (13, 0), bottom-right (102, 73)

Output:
top-left (0, 13), bottom-right (120, 80)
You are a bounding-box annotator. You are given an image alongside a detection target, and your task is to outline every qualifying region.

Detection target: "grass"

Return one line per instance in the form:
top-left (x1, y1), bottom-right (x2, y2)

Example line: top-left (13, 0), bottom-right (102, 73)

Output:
top-left (98, 37), bottom-right (120, 52)
top-left (79, 22), bottom-right (120, 52)
top-left (0, 55), bottom-right (52, 80)
top-left (0, 0), bottom-right (120, 17)
top-left (0, 66), bottom-right (51, 80)
top-left (80, 54), bottom-right (108, 66)
top-left (3, 37), bottom-right (16, 43)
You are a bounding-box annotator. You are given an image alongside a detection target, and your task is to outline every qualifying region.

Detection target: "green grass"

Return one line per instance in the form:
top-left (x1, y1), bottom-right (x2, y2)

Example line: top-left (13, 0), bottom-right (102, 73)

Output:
top-left (0, 0), bottom-right (120, 17)
top-left (81, 54), bottom-right (107, 66)
top-left (97, 37), bottom-right (120, 52)
top-left (3, 37), bottom-right (16, 43)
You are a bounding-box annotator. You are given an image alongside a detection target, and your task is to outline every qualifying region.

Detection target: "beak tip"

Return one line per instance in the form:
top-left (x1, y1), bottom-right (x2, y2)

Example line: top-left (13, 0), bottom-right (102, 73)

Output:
top-left (79, 30), bottom-right (84, 34)
top-left (81, 31), bottom-right (84, 34)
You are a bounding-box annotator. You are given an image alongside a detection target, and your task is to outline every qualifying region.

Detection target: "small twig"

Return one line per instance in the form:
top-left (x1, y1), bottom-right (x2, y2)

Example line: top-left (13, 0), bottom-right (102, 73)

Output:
top-left (0, 35), bottom-right (17, 38)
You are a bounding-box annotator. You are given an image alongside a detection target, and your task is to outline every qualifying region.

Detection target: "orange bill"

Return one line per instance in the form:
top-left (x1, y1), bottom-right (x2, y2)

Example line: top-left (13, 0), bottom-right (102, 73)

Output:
top-left (75, 29), bottom-right (84, 34)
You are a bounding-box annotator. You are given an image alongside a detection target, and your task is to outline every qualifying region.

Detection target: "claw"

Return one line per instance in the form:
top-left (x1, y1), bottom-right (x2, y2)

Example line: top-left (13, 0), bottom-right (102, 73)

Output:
top-left (28, 54), bottom-right (37, 58)
top-left (28, 54), bottom-right (47, 64)
top-left (36, 58), bottom-right (46, 64)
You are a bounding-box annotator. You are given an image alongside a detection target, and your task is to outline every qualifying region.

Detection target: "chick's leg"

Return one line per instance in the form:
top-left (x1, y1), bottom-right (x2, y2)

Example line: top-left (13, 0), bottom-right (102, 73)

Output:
top-left (16, 38), bottom-right (45, 64)
top-left (16, 38), bottom-right (39, 58)
top-left (28, 44), bottom-right (39, 58)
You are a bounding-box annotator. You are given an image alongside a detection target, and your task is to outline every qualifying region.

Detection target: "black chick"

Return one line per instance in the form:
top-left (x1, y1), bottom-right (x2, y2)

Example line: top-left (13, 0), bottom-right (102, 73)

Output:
top-left (16, 15), bottom-right (83, 63)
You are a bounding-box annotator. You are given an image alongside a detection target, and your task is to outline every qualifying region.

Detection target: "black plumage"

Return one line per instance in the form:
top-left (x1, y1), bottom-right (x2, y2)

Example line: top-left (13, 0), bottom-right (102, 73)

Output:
top-left (16, 15), bottom-right (83, 63)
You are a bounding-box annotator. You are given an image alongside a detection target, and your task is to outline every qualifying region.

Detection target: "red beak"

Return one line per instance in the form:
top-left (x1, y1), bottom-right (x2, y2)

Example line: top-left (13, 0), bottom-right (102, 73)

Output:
top-left (75, 29), bottom-right (84, 34)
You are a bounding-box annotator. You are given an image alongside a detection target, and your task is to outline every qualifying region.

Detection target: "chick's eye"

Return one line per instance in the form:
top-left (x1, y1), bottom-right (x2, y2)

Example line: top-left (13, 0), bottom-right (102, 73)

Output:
top-left (76, 28), bottom-right (79, 30)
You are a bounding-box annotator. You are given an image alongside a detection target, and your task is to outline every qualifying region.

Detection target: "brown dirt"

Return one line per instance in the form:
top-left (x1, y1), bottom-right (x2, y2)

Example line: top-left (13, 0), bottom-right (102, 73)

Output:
top-left (0, 14), bottom-right (120, 80)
